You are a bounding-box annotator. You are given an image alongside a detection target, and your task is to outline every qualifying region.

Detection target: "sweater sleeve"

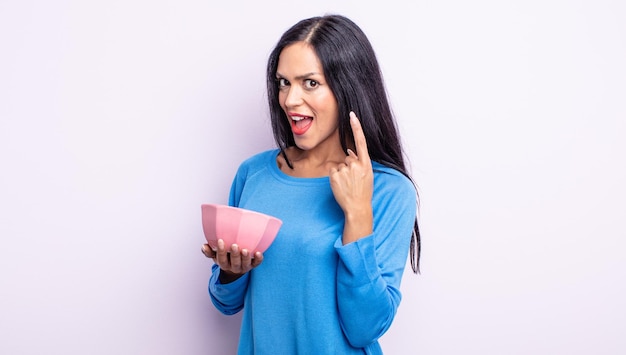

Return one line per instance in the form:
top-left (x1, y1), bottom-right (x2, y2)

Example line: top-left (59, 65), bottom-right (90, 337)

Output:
top-left (334, 171), bottom-right (417, 348)
top-left (207, 161), bottom-right (251, 315)
top-left (208, 264), bottom-right (249, 315)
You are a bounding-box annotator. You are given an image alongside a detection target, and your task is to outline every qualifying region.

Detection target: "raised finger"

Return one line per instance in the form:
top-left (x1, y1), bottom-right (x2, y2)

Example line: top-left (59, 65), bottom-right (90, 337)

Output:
top-left (349, 111), bottom-right (371, 164)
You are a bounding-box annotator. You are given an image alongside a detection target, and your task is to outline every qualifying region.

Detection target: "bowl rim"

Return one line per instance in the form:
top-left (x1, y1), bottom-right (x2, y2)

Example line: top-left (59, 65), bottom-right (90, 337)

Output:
top-left (201, 203), bottom-right (282, 221)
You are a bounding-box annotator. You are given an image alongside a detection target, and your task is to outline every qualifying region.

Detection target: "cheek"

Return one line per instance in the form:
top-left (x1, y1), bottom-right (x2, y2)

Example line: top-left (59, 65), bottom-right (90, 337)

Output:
top-left (318, 94), bottom-right (339, 116)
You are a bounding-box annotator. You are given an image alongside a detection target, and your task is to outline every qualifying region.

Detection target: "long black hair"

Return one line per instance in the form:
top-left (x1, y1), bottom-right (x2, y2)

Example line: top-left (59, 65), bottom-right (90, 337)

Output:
top-left (266, 14), bottom-right (421, 273)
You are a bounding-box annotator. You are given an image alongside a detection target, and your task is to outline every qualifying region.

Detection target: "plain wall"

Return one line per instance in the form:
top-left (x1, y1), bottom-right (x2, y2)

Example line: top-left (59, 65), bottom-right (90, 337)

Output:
top-left (1, 1), bottom-right (624, 354)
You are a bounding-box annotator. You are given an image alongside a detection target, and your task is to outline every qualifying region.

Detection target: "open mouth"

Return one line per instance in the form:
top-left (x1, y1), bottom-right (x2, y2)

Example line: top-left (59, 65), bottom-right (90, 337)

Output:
top-left (290, 114), bottom-right (313, 135)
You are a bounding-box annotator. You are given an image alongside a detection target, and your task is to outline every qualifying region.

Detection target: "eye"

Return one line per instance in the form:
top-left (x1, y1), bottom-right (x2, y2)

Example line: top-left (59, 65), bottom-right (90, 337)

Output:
top-left (304, 79), bottom-right (319, 89)
top-left (277, 78), bottom-right (289, 88)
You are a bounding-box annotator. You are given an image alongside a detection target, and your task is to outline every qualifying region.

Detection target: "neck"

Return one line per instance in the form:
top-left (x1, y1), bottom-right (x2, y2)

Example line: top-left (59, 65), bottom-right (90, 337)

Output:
top-left (281, 146), bottom-right (346, 178)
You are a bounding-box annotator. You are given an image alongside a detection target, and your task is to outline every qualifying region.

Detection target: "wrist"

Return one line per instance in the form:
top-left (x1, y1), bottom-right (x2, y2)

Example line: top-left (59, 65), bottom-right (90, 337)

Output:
top-left (342, 207), bottom-right (373, 244)
top-left (218, 269), bottom-right (244, 284)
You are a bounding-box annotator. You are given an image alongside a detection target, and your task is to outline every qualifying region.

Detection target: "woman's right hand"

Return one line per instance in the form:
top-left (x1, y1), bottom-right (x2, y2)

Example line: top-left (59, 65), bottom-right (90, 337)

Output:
top-left (201, 239), bottom-right (264, 284)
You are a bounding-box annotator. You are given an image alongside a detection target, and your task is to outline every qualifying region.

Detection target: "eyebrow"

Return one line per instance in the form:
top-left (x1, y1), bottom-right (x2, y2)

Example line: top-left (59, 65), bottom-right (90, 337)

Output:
top-left (275, 72), bottom-right (321, 80)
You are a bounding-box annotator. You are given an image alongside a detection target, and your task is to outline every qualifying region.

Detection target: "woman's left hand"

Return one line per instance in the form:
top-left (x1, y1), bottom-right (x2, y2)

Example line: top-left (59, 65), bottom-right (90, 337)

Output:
top-left (329, 112), bottom-right (374, 244)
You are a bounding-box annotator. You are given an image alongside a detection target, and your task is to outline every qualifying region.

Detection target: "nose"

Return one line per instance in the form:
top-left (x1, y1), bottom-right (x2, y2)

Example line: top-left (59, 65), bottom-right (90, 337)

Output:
top-left (283, 85), bottom-right (303, 109)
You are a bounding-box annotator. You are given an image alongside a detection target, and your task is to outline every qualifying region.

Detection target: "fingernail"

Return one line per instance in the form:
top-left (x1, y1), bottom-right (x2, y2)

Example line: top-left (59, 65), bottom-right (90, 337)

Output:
top-left (217, 239), bottom-right (224, 248)
top-left (231, 244), bottom-right (239, 253)
top-left (241, 249), bottom-right (248, 257)
top-left (347, 149), bottom-right (354, 156)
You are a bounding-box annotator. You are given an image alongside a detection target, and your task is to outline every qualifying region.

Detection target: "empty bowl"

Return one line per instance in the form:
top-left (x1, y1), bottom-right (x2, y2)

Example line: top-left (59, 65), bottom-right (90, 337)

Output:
top-left (201, 204), bottom-right (282, 255)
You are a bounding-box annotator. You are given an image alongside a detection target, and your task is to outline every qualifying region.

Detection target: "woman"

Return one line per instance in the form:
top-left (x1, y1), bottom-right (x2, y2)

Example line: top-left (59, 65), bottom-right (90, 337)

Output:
top-left (202, 14), bottom-right (420, 354)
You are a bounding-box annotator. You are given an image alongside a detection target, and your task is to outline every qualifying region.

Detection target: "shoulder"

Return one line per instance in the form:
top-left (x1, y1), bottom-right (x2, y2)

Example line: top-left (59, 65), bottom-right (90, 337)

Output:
top-left (371, 163), bottom-right (417, 225)
top-left (236, 149), bottom-right (279, 175)
top-left (372, 162), bottom-right (415, 193)
top-left (371, 162), bottom-right (417, 209)
top-left (241, 149), bottom-right (279, 165)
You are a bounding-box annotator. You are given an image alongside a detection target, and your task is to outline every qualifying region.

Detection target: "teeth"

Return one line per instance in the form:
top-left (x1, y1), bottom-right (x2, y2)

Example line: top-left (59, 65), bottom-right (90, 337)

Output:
top-left (291, 116), bottom-right (309, 121)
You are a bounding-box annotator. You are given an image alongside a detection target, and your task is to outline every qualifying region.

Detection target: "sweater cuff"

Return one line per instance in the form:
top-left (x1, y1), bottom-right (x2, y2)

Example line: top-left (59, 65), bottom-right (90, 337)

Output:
top-left (209, 267), bottom-right (249, 305)
top-left (334, 234), bottom-right (380, 287)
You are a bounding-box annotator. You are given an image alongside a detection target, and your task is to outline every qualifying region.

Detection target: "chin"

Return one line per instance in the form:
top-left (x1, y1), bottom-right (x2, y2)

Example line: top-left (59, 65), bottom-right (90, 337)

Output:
top-left (294, 143), bottom-right (312, 151)
top-left (293, 138), bottom-right (312, 151)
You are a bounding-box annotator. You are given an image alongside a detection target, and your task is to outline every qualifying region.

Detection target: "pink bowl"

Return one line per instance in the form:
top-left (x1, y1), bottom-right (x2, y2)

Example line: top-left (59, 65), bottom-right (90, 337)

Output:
top-left (201, 204), bottom-right (282, 255)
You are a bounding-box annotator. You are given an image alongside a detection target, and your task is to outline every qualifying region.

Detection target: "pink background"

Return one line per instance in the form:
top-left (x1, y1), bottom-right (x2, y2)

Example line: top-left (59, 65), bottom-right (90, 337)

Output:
top-left (1, 1), bottom-right (625, 354)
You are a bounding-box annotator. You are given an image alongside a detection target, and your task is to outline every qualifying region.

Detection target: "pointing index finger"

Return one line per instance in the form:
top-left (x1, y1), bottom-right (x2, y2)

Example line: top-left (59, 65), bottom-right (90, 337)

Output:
top-left (349, 111), bottom-right (371, 163)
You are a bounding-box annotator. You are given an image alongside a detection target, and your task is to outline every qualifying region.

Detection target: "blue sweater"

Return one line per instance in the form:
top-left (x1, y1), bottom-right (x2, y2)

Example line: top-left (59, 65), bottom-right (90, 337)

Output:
top-left (209, 149), bottom-right (416, 354)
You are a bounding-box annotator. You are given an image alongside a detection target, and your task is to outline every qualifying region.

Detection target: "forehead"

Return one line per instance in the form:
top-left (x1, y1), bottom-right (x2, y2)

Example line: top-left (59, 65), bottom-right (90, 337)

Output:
top-left (276, 41), bottom-right (324, 76)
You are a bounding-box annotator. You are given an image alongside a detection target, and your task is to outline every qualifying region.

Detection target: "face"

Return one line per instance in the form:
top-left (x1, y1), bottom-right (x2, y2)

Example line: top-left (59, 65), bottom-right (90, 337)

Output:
top-left (276, 42), bottom-right (340, 153)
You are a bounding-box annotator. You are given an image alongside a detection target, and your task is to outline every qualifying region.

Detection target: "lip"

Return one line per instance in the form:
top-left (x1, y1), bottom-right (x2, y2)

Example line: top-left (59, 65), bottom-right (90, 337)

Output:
top-left (288, 112), bottom-right (312, 119)
top-left (288, 112), bottom-right (314, 136)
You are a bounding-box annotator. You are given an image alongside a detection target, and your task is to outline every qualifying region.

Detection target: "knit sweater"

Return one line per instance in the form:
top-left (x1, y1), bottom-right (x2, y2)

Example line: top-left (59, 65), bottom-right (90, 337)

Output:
top-left (209, 149), bottom-right (416, 354)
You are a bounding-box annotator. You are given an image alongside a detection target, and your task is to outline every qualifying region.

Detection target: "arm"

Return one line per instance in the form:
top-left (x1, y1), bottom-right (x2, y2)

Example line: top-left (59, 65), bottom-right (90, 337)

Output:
top-left (208, 263), bottom-right (250, 315)
top-left (329, 112), bottom-right (416, 346)
top-left (206, 163), bottom-right (255, 315)
top-left (335, 178), bottom-right (416, 347)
